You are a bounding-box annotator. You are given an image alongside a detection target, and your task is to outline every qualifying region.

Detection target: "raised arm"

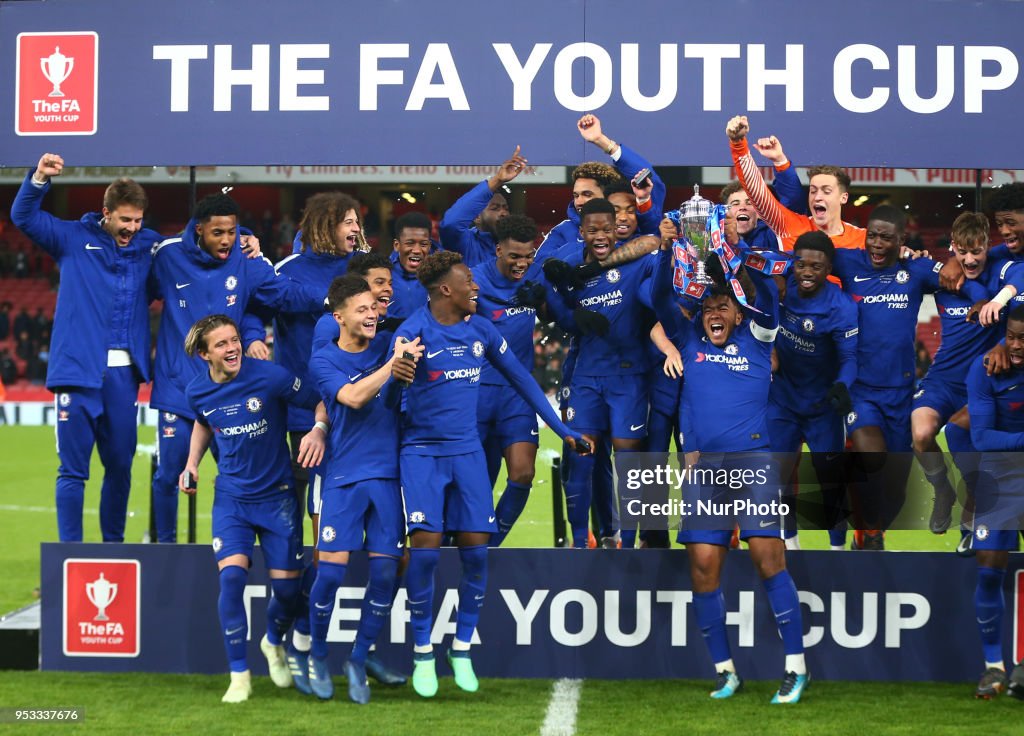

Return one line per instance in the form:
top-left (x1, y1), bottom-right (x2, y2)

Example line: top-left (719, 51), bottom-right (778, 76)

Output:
top-left (651, 225), bottom-right (692, 346)
top-left (10, 154), bottom-right (68, 259)
top-left (752, 135), bottom-right (807, 215)
top-left (439, 146), bottom-right (527, 252)
top-left (727, 116), bottom-right (799, 241)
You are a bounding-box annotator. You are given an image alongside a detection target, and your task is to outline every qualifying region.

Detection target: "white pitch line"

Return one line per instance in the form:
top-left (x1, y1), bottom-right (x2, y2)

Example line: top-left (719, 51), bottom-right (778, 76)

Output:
top-left (540, 678), bottom-right (583, 736)
top-left (0, 504), bottom-right (212, 520)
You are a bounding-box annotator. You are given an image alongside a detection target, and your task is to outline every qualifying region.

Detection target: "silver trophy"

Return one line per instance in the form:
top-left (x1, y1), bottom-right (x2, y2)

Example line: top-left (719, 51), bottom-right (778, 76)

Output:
top-left (41, 46), bottom-right (74, 98)
top-left (86, 572), bottom-right (117, 621)
top-left (681, 184), bottom-right (714, 285)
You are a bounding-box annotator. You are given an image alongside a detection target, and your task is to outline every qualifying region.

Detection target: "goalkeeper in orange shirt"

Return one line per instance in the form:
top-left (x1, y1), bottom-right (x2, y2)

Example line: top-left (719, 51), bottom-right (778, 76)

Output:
top-left (726, 115), bottom-right (865, 253)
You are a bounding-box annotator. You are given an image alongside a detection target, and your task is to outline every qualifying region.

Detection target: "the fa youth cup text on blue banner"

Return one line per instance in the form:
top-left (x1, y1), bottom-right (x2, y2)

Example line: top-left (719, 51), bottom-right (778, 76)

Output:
top-left (42, 545), bottom-right (1024, 682)
top-left (0, 0), bottom-right (1021, 167)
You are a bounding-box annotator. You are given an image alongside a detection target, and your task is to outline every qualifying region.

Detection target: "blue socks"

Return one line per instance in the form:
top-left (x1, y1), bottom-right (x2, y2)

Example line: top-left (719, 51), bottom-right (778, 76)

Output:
top-left (309, 561), bottom-right (347, 660)
top-left (456, 545), bottom-right (488, 643)
top-left (593, 439), bottom-right (618, 537)
top-left (565, 453), bottom-right (596, 548)
top-left (492, 481), bottom-right (531, 547)
top-left (976, 566), bottom-right (1006, 666)
top-left (614, 448), bottom-right (639, 549)
top-left (763, 570), bottom-right (804, 656)
top-left (266, 577), bottom-right (302, 646)
top-left (218, 565), bottom-right (249, 672)
top-left (351, 556), bottom-right (400, 665)
top-left (693, 589), bottom-right (731, 665)
top-left (406, 548), bottom-right (441, 648)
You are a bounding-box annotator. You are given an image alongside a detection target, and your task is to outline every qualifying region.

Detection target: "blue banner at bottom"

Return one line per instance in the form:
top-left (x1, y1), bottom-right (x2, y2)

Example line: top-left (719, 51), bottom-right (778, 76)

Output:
top-left (40, 544), bottom-right (1024, 682)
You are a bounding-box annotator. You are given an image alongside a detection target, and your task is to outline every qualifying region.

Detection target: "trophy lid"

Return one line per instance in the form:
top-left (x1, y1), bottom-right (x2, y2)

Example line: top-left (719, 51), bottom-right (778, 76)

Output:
top-left (681, 184), bottom-right (712, 223)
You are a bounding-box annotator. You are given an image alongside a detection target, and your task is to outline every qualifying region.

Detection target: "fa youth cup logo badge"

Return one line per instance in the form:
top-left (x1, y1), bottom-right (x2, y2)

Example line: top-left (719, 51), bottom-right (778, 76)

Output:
top-left (86, 572), bottom-right (117, 621)
top-left (41, 46), bottom-right (74, 97)
top-left (63, 559), bottom-right (140, 657)
top-left (16, 32), bottom-right (98, 136)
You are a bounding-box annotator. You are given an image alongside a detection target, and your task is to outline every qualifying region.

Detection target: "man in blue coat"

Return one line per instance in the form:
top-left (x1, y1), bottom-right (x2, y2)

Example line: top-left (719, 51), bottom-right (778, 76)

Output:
top-left (11, 153), bottom-right (159, 542)
top-left (149, 194), bottom-right (325, 542)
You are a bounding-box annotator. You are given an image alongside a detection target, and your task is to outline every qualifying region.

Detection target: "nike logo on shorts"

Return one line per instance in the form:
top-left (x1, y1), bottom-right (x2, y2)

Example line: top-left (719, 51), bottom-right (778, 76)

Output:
top-left (630, 424), bottom-right (645, 431)
top-left (759, 519), bottom-right (777, 527)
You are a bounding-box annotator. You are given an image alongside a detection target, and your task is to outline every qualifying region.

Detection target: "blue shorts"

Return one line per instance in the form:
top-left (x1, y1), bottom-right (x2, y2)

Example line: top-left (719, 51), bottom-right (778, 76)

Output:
top-left (317, 478), bottom-right (405, 556)
top-left (971, 455), bottom-right (1024, 549)
top-left (212, 493), bottom-right (304, 571)
top-left (911, 378), bottom-right (966, 423)
top-left (677, 452), bottom-right (791, 546)
top-left (400, 450), bottom-right (496, 534)
top-left (568, 373), bottom-right (649, 439)
top-left (768, 397), bottom-right (845, 454)
top-left (477, 383), bottom-right (539, 449)
top-left (845, 383), bottom-right (912, 452)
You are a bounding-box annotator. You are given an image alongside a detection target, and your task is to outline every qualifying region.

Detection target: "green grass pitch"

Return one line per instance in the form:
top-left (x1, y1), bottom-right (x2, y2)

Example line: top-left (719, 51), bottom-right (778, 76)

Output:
top-left (1, 425), bottom-right (1011, 736)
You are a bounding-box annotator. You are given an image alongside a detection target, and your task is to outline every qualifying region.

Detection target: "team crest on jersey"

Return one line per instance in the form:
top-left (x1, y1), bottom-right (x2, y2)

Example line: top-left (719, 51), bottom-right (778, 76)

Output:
top-left (846, 411), bottom-right (857, 425)
top-left (606, 269), bottom-right (621, 284)
top-left (163, 412), bottom-right (177, 423)
top-left (802, 318), bottom-right (815, 333)
top-left (211, 537), bottom-right (223, 553)
top-left (561, 386), bottom-right (571, 401)
top-left (225, 275), bottom-right (238, 291)
top-left (472, 340), bottom-right (484, 358)
top-left (59, 393), bottom-right (71, 407)
top-left (321, 526), bottom-right (336, 543)
top-left (409, 511), bottom-right (426, 524)
top-left (724, 344), bottom-right (739, 356)
top-left (567, 407), bottom-right (576, 421)
top-left (975, 525), bottom-right (989, 541)
top-left (245, 397), bottom-right (263, 413)
top-left (896, 270), bottom-right (909, 284)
